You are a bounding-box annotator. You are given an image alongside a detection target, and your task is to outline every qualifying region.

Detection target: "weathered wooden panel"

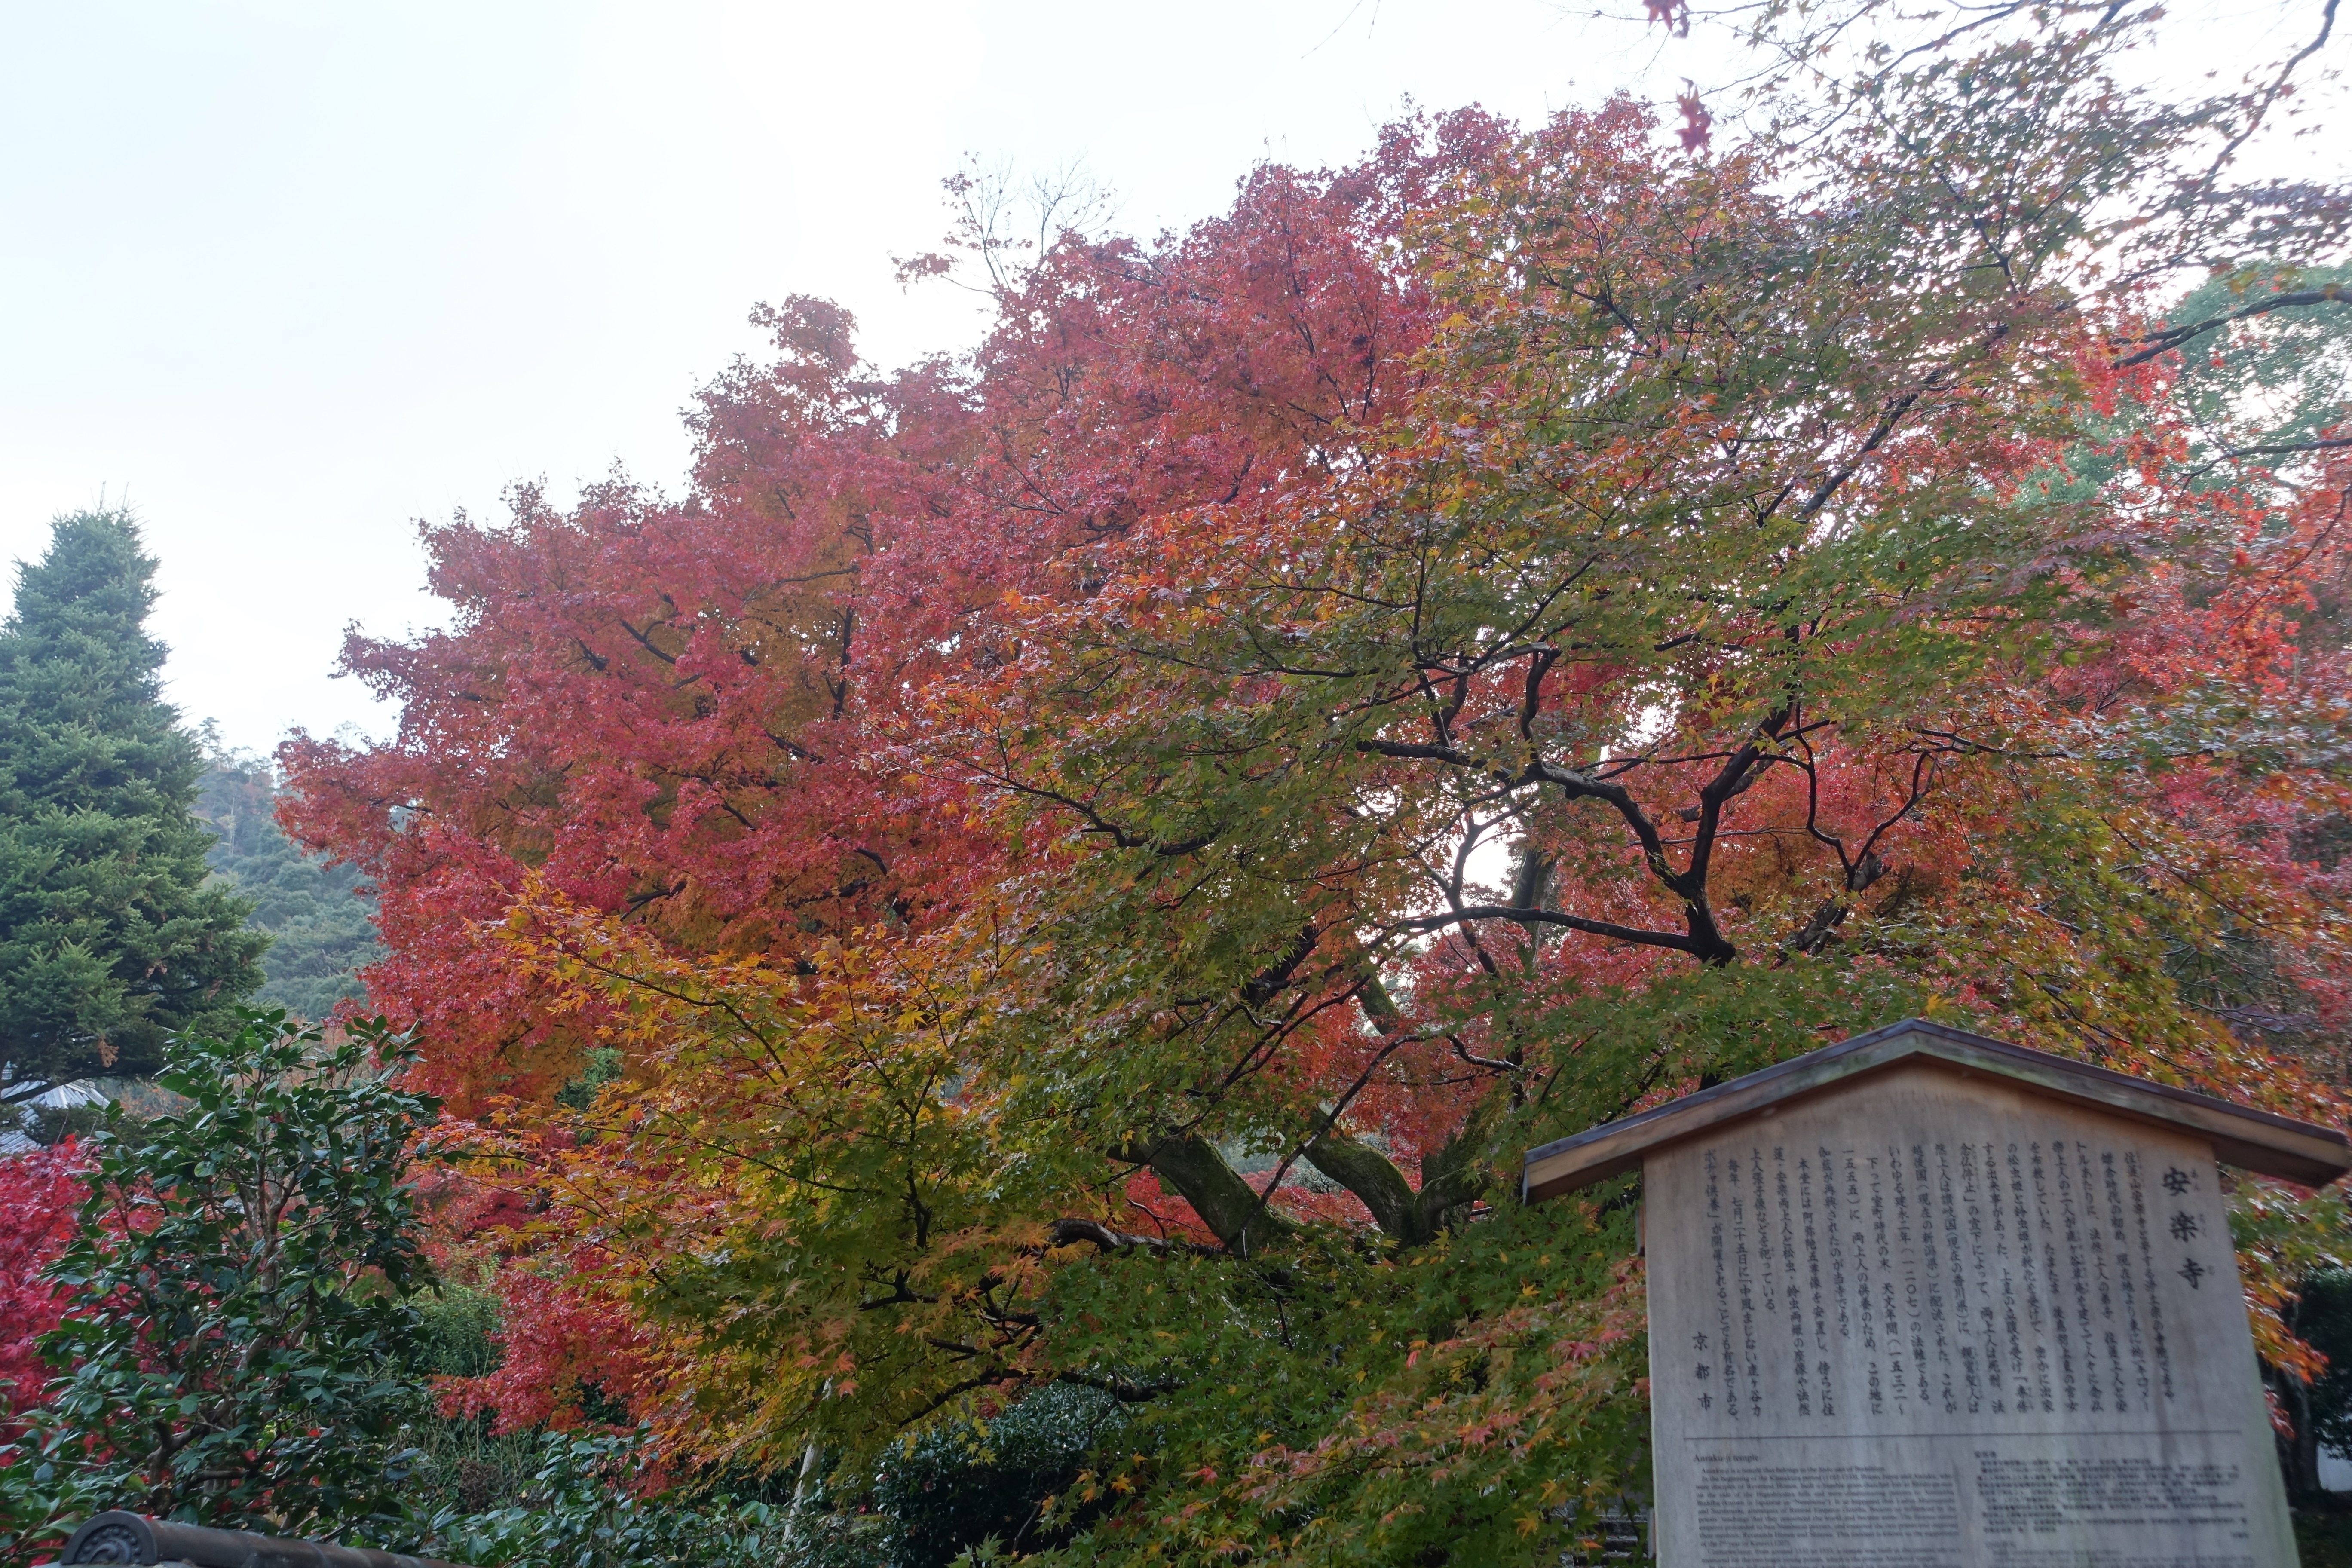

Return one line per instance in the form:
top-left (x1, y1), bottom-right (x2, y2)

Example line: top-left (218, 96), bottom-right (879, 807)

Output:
top-left (1643, 1064), bottom-right (2295, 1568)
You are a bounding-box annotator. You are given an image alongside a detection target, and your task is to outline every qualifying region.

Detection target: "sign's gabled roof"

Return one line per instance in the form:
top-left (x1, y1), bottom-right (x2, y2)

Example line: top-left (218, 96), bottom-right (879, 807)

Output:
top-left (1521, 1017), bottom-right (2352, 1203)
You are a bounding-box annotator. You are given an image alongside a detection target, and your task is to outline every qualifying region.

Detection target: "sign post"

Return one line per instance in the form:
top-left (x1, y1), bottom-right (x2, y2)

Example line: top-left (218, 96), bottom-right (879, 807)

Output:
top-left (1523, 1018), bottom-right (2352, 1568)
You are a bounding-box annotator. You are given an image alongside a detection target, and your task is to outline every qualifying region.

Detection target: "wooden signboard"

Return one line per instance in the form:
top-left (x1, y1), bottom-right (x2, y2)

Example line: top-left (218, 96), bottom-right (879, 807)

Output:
top-left (1522, 1019), bottom-right (2352, 1568)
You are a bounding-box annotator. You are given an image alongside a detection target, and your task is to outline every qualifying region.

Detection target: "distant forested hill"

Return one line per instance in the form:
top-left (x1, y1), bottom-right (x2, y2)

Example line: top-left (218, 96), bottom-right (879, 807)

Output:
top-left (195, 744), bottom-right (380, 1020)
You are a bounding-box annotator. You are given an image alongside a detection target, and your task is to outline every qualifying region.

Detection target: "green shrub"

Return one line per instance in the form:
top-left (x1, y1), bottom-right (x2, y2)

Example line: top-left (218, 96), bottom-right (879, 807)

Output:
top-left (869, 1383), bottom-right (1126, 1567)
top-left (414, 1286), bottom-right (504, 1381)
top-left (3, 1012), bottom-right (437, 1557)
top-left (407, 1427), bottom-right (886, 1568)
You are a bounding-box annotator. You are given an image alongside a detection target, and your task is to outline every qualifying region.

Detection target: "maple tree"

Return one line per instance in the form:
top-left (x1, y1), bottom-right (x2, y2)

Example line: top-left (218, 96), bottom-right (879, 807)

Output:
top-left (276, 116), bottom-right (1500, 1120)
top-left (276, 1), bottom-right (2352, 1559)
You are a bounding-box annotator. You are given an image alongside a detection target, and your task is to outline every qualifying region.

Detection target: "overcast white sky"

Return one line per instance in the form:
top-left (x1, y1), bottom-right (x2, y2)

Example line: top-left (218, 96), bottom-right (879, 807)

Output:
top-left (0, 0), bottom-right (2335, 756)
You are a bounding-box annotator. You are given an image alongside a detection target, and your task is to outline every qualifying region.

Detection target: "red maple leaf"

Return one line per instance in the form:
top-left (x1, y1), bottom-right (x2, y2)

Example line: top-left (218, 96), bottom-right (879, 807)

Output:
top-left (1676, 82), bottom-right (1712, 150)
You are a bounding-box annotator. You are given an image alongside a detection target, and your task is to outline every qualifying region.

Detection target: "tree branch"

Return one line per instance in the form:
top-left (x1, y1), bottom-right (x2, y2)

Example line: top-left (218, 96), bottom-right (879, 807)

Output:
top-left (1392, 904), bottom-right (1701, 953)
top-left (1112, 1133), bottom-right (1293, 1253)
top-left (1044, 1217), bottom-right (1219, 1257)
top-left (2119, 285), bottom-right (2352, 368)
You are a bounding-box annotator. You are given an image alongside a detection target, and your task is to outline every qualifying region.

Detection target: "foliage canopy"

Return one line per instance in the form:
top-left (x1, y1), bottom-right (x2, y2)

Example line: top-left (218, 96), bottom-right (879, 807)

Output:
top-left (272, 4), bottom-right (2352, 1560)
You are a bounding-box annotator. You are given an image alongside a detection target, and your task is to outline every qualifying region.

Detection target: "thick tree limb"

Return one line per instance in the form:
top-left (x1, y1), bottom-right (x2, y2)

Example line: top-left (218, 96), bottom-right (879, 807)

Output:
top-left (1113, 1133), bottom-right (1293, 1253)
top-left (1782, 851), bottom-right (1887, 957)
top-left (1300, 1130), bottom-right (1424, 1240)
top-left (1416, 1093), bottom-right (1503, 1221)
top-left (1242, 923), bottom-right (1322, 1007)
top-left (1044, 1217), bottom-right (1219, 1257)
top-left (1054, 1367), bottom-right (1185, 1402)
top-left (1300, 1091), bottom-right (1502, 1247)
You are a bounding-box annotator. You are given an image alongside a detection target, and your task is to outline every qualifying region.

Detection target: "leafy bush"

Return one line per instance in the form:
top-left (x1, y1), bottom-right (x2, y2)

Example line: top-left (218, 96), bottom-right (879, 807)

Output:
top-left (407, 1428), bottom-right (886, 1568)
top-left (406, 1415), bottom-right (543, 1520)
top-left (390, 1383), bottom-right (1122, 1568)
top-left (869, 1383), bottom-right (1125, 1567)
top-left (2, 1012), bottom-right (438, 1555)
top-left (0, 1430), bottom-right (114, 1568)
top-left (395, 1387), bottom-right (1127, 1568)
top-left (2, 1013), bottom-right (958, 1568)
top-left (398, 1283), bottom-right (532, 1528)
top-left (415, 1285), bottom-right (505, 1381)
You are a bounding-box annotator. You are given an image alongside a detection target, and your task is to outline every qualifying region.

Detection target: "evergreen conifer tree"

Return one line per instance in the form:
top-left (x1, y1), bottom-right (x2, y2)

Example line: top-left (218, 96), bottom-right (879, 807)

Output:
top-left (0, 511), bottom-right (263, 1105)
